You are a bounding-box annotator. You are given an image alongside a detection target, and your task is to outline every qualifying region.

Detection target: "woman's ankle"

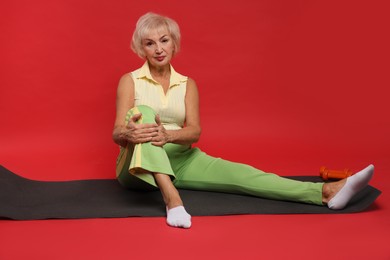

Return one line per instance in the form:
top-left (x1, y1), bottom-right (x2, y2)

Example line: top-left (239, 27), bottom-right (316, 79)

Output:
top-left (166, 196), bottom-right (183, 210)
top-left (322, 179), bottom-right (346, 204)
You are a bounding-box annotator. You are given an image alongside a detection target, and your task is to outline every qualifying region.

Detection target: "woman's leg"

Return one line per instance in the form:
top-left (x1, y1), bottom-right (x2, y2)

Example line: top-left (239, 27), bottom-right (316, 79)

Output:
top-left (171, 149), bottom-right (374, 208)
top-left (154, 173), bottom-right (191, 228)
top-left (171, 149), bottom-right (323, 205)
top-left (116, 105), bottom-right (191, 228)
top-left (116, 105), bottom-right (176, 188)
top-left (154, 173), bottom-right (183, 208)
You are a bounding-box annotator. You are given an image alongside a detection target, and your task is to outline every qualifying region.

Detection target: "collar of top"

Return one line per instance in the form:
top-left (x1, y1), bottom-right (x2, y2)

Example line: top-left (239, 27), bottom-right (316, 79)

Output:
top-left (137, 62), bottom-right (187, 88)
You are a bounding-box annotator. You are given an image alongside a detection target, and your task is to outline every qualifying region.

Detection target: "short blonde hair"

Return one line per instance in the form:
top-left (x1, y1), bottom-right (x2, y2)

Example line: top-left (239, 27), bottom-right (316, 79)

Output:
top-left (131, 12), bottom-right (181, 58)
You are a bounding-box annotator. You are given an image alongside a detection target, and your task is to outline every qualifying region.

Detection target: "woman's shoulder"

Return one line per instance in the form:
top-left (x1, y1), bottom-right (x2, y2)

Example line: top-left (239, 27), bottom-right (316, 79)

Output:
top-left (119, 72), bottom-right (133, 82)
top-left (186, 77), bottom-right (197, 88)
top-left (117, 72), bottom-right (134, 91)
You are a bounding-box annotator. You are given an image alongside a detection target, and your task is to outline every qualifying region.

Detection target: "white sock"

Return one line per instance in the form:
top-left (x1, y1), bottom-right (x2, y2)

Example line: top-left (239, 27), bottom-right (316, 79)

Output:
top-left (328, 164), bottom-right (374, 210)
top-left (166, 206), bottom-right (192, 228)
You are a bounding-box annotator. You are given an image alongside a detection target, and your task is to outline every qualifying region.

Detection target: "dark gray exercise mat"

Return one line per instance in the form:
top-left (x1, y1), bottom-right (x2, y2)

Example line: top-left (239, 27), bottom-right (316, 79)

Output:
top-left (0, 165), bottom-right (381, 220)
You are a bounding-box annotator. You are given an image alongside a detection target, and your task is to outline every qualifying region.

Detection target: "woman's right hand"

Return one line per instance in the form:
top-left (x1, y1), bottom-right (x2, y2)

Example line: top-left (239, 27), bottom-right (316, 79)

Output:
top-left (123, 113), bottom-right (159, 144)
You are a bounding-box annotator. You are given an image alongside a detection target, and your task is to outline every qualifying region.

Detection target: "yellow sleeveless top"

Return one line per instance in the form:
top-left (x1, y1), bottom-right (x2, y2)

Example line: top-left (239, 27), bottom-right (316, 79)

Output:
top-left (131, 62), bottom-right (188, 131)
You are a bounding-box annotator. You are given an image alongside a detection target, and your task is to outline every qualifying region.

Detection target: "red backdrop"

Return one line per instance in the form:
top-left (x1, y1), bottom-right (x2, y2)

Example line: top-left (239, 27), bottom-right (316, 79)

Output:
top-left (1, 1), bottom-right (390, 259)
top-left (1, 0), bottom-right (389, 181)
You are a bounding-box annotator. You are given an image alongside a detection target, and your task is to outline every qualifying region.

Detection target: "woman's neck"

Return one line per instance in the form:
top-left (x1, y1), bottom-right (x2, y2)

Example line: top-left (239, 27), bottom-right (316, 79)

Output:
top-left (148, 62), bottom-right (170, 80)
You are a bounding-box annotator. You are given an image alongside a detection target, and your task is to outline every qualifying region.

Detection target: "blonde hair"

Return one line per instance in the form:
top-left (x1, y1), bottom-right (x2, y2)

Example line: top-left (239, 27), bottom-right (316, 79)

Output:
top-left (131, 12), bottom-right (181, 58)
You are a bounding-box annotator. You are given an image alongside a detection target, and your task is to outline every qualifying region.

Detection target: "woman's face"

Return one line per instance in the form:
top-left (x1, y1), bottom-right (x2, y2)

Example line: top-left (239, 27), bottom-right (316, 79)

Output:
top-left (142, 27), bottom-right (175, 68)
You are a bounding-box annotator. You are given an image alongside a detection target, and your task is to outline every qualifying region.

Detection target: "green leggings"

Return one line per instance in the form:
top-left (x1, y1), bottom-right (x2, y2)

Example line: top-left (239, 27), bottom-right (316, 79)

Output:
top-left (116, 105), bottom-right (324, 205)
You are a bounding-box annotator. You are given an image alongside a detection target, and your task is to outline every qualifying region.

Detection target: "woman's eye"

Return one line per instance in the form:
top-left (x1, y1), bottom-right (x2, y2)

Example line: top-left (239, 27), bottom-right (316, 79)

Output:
top-left (146, 42), bottom-right (153, 46)
top-left (162, 38), bottom-right (169, 43)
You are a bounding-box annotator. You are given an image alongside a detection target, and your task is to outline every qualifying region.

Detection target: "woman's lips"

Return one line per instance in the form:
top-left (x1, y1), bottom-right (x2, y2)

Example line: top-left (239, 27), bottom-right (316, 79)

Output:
top-left (156, 56), bottom-right (165, 61)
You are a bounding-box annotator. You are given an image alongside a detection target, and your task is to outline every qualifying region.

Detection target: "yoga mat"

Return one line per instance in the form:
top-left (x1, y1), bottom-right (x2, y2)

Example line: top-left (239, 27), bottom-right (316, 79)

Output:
top-left (0, 165), bottom-right (381, 220)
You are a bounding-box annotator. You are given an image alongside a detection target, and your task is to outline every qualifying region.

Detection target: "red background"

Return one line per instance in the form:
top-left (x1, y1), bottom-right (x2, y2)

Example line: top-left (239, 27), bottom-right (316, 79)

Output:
top-left (1, 0), bottom-right (389, 259)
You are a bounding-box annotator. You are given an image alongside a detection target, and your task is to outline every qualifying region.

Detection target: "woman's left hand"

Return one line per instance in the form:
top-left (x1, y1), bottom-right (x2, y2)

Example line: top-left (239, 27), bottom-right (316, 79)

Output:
top-left (151, 114), bottom-right (169, 147)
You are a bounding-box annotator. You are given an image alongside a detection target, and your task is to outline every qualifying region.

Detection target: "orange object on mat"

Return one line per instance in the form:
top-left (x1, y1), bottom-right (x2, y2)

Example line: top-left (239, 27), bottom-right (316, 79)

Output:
top-left (320, 166), bottom-right (352, 180)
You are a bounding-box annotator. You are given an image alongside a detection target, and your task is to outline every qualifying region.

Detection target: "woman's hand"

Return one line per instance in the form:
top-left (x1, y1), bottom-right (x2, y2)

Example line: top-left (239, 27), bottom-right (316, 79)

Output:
top-left (151, 114), bottom-right (169, 147)
top-left (123, 113), bottom-right (159, 144)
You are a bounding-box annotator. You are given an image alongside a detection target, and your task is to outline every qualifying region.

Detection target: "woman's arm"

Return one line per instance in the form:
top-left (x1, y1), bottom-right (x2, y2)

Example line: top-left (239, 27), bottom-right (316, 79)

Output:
top-left (112, 74), bottom-right (159, 147)
top-left (152, 78), bottom-right (201, 146)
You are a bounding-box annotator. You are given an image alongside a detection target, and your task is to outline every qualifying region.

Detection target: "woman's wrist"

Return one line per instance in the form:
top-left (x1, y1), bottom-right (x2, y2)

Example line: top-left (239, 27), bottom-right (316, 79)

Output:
top-left (165, 130), bottom-right (174, 144)
top-left (113, 126), bottom-right (128, 147)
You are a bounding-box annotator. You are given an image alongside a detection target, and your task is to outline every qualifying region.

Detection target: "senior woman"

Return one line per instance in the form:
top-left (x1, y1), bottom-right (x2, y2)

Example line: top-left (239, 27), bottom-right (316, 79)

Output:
top-left (112, 12), bottom-right (374, 228)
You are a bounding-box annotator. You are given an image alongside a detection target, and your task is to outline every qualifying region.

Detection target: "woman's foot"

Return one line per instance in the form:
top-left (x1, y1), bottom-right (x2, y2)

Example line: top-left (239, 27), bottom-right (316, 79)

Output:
top-left (164, 190), bottom-right (191, 228)
top-left (322, 164), bottom-right (374, 210)
top-left (154, 173), bottom-right (192, 228)
top-left (166, 206), bottom-right (192, 228)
